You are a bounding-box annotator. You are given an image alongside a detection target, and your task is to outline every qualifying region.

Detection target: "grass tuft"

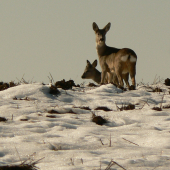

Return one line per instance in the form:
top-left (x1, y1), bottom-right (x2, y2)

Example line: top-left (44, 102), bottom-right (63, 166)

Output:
top-left (116, 103), bottom-right (135, 111)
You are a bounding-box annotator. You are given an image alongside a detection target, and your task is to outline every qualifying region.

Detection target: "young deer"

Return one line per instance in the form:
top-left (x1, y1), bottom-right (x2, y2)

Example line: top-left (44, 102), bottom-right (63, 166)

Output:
top-left (92, 22), bottom-right (137, 89)
top-left (81, 60), bottom-right (125, 86)
top-left (81, 60), bottom-right (104, 84)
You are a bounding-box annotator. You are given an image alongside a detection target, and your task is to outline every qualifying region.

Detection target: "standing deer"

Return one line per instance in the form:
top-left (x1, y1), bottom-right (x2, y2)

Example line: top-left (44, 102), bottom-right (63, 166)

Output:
top-left (92, 22), bottom-right (137, 89)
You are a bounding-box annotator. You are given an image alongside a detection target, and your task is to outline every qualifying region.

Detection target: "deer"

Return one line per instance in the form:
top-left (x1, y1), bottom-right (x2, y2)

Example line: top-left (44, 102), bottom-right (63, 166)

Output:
top-left (81, 59), bottom-right (128, 87)
top-left (81, 60), bottom-right (110, 84)
top-left (92, 22), bottom-right (137, 89)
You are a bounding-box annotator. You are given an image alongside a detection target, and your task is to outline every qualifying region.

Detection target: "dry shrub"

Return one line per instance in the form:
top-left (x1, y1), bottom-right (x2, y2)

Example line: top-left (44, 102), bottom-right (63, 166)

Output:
top-left (0, 158), bottom-right (41, 170)
top-left (152, 107), bottom-right (162, 111)
top-left (87, 83), bottom-right (97, 87)
top-left (55, 79), bottom-right (78, 90)
top-left (163, 105), bottom-right (170, 109)
top-left (117, 104), bottom-right (135, 111)
top-left (0, 117), bottom-right (7, 122)
top-left (0, 165), bottom-right (36, 170)
top-left (49, 85), bottom-right (60, 95)
top-left (95, 106), bottom-right (112, 112)
top-left (0, 81), bottom-right (17, 91)
top-left (152, 87), bottom-right (163, 92)
top-left (92, 113), bottom-right (107, 125)
top-left (165, 78), bottom-right (170, 86)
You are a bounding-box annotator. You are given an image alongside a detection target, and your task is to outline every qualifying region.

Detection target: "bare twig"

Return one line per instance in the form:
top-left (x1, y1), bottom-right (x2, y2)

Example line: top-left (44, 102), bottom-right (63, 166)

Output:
top-left (105, 160), bottom-right (127, 170)
top-left (109, 134), bottom-right (111, 147)
top-left (100, 138), bottom-right (104, 145)
top-left (15, 147), bottom-right (22, 163)
top-left (81, 158), bottom-right (83, 164)
top-left (122, 137), bottom-right (139, 146)
top-left (70, 158), bottom-right (74, 165)
top-left (49, 72), bottom-right (55, 83)
top-left (139, 100), bottom-right (150, 109)
top-left (160, 92), bottom-right (165, 109)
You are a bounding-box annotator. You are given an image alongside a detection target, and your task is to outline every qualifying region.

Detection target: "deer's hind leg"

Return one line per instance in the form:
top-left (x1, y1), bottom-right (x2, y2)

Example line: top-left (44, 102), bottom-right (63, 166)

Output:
top-left (129, 63), bottom-right (136, 89)
top-left (101, 70), bottom-right (107, 84)
top-left (122, 73), bottom-right (130, 89)
top-left (115, 71), bottom-right (124, 88)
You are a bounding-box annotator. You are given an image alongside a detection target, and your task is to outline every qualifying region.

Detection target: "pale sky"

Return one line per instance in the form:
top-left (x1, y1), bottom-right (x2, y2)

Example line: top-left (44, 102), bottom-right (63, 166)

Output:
top-left (0, 1), bottom-right (170, 85)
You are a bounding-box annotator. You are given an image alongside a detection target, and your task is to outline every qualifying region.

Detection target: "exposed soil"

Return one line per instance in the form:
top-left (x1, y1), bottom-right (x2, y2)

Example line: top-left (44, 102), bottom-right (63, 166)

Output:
top-left (94, 106), bottom-right (112, 111)
top-left (0, 82), bottom-right (16, 91)
top-left (117, 104), bottom-right (135, 111)
top-left (92, 114), bottom-right (108, 125)
top-left (165, 78), bottom-right (170, 86)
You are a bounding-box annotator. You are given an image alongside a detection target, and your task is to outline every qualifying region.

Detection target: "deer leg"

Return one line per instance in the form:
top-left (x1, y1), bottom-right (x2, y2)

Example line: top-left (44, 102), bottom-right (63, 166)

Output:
top-left (130, 73), bottom-right (136, 88)
top-left (115, 70), bottom-right (124, 88)
top-left (122, 73), bottom-right (130, 89)
top-left (129, 64), bottom-right (136, 89)
top-left (101, 70), bottom-right (107, 84)
top-left (112, 73), bottom-right (119, 86)
top-left (107, 72), bottom-right (113, 83)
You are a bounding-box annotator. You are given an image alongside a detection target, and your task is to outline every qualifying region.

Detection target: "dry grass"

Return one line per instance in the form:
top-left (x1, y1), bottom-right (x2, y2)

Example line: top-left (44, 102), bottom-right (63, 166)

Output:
top-left (0, 157), bottom-right (44, 170)
top-left (116, 103), bottom-right (135, 111)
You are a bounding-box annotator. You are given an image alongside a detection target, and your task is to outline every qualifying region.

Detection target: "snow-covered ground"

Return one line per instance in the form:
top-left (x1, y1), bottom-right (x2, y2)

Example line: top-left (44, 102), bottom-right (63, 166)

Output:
top-left (0, 83), bottom-right (170, 170)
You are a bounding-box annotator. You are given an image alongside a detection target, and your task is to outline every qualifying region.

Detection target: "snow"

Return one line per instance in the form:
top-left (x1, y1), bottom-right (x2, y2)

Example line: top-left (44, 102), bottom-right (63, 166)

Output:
top-left (0, 83), bottom-right (170, 169)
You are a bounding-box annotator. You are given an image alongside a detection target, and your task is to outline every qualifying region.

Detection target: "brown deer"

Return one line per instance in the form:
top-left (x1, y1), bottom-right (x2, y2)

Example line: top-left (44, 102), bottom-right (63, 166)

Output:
top-left (92, 22), bottom-right (137, 89)
top-left (81, 60), bottom-right (108, 84)
top-left (81, 60), bottom-right (128, 86)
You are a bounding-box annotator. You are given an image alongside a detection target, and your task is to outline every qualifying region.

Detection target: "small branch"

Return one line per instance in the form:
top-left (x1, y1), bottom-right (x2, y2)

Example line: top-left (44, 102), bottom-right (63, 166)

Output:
top-left (15, 147), bottom-right (22, 164)
top-left (160, 92), bottom-right (165, 109)
top-left (112, 160), bottom-right (127, 170)
top-left (81, 158), bottom-right (83, 164)
top-left (122, 137), bottom-right (139, 146)
top-left (49, 72), bottom-right (55, 83)
top-left (115, 103), bottom-right (120, 111)
top-left (99, 138), bottom-right (104, 145)
top-left (105, 160), bottom-right (127, 170)
top-left (70, 158), bottom-right (74, 165)
top-left (139, 100), bottom-right (150, 109)
top-left (109, 134), bottom-right (111, 147)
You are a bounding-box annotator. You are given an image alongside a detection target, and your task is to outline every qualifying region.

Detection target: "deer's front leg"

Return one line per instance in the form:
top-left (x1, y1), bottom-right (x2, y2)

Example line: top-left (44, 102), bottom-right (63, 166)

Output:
top-left (107, 72), bottom-right (113, 84)
top-left (101, 70), bottom-right (107, 84)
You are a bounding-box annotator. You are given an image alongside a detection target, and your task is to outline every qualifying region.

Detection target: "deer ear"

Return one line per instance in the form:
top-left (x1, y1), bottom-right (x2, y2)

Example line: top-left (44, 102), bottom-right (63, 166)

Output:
top-left (103, 22), bottom-right (111, 32)
top-left (87, 60), bottom-right (91, 65)
top-left (92, 22), bottom-right (99, 32)
top-left (92, 60), bottom-right (97, 68)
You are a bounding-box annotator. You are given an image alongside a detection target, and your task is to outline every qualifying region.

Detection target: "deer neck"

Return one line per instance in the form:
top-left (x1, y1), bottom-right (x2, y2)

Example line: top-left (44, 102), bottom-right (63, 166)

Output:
top-left (92, 69), bottom-right (101, 84)
top-left (96, 43), bottom-right (108, 57)
top-left (96, 43), bottom-right (120, 57)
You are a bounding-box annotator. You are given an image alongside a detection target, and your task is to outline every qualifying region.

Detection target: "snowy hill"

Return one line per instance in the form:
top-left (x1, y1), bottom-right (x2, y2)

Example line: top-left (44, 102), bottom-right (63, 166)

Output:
top-left (0, 83), bottom-right (170, 170)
